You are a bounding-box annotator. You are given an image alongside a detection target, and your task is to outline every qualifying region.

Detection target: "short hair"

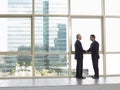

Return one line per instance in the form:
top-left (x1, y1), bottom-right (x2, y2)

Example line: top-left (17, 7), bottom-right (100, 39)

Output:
top-left (90, 34), bottom-right (95, 39)
top-left (76, 34), bottom-right (80, 39)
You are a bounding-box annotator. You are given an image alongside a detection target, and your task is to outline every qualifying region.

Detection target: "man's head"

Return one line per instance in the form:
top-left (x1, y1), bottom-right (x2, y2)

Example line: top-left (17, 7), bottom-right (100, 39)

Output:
top-left (90, 34), bottom-right (95, 41)
top-left (76, 34), bottom-right (82, 40)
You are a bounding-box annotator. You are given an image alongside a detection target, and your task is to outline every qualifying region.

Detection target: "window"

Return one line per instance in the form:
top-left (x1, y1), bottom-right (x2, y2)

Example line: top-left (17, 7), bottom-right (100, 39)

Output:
top-left (71, 0), bottom-right (101, 15)
top-left (106, 54), bottom-right (120, 74)
top-left (106, 18), bottom-right (120, 52)
top-left (35, 17), bottom-right (68, 53)
top-left (35, 0), bottom-right (68, 14)
top-left (0, 18), bottom-right (31, 52)
top-left (0, 0), bottom-right (120, 78)
top-left (0, 0), bottom-right (32, 14)
top-left (71, 54), bottom-right (103, 76)
top-left (72, 19), bottom-right (101, 52)
top-left (35, 55), bottom-right (69, 77)
top-left (105, 0), bottom-right (120, 15)
top-left (0, 55), bottom-right (32, 78)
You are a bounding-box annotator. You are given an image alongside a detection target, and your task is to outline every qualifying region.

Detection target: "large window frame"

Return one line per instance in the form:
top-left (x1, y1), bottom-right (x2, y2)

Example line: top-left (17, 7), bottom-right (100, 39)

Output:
top-left (0, 0), bottom-right (120, 78)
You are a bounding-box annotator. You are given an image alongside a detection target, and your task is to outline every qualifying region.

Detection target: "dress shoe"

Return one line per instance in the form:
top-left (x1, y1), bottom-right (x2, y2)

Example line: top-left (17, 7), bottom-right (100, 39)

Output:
top-left (91, 76), bottom-right (99, 79)
top-left (77, 76), bottom-right (86, 79)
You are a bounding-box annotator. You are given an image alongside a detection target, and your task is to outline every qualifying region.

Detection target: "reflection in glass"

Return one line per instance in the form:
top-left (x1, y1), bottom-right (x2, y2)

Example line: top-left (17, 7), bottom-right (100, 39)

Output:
top-left (35, 55), bottom-right (69, 77)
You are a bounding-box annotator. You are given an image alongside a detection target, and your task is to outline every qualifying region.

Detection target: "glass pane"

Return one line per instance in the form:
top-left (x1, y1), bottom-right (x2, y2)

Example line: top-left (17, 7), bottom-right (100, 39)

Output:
top-left (0, 0), bottom-right (32, 14)
top-left (0, 55), bottom-right (32, 77)
top-left (35, 0), bottom-right (68, 14)
top-left (106, 18), bottom-right (120, 52)
top-left (105, 0), bottom-right (120, 15)
top-left (35, 17), bottom-right (68, 53)
top-left (107, 54), bottom-right (120, 74)
top-left (35, 55), bottom-right (69, 77)
top-left (0, 18), bottom-right (31, 52)
top-left (71, 0), bottom-right (101, 15)
top-left (72, 19), bottom-right (101, 51)
top-left (71, 54), bottom-right (103, 76)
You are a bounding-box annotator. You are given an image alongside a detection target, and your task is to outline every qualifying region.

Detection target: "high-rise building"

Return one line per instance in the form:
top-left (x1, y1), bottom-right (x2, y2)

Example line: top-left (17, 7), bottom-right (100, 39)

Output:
top-left (54, 24), bottom-right (66, 51)
top-left (43, 1), bottom-right (49, 51)
top-left (43, 1), bottom-right (49, 69)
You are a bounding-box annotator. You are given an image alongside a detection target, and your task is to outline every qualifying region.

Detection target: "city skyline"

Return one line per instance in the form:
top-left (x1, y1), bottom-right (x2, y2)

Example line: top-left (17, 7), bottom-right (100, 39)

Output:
top-left (0, 0), bottom-right (68, 77)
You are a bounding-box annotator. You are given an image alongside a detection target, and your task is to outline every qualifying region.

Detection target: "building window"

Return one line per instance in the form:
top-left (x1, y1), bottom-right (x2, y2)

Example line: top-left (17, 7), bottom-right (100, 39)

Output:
top-left (71, 0), bottom-right (101, 15)
top-left (0, 18), bottom-right (31, 52)
top-left (0, 0), bottom-right (120, 78)
top-left (35, 17), bottom-right (68, 53)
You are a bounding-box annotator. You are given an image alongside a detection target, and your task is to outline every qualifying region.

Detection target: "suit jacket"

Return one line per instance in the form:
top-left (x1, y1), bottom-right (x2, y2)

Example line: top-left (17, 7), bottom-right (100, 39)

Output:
top-left (87, 40), bottom-right (99, 59)
top-left (75, 40), bottom-right (86, 59)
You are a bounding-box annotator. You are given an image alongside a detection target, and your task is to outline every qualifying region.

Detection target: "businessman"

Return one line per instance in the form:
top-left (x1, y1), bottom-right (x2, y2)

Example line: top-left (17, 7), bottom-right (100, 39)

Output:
top-left (87, 34), bottom-right (99, 79)
top-left (75, 34), bottom-right (86, 79)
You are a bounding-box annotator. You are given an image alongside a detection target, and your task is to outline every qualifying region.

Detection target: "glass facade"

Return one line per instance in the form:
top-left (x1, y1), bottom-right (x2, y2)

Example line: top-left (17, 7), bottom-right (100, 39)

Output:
top-left (35, 0), bottom-right (68, 14)
top-left (0, 0), bottom-right (32, 14)
top-left (71, 19), bottom-right (101, 51)
top-left (71, 54), bottom-right (103, 76)
top-left (8, 18), bottom-right (31, 52)
top-left (35, 55), bottom-right (68, 77)
top-left (35, 17), bottom-right (68, 52)
top-left (0, 0), bottom-right (119, 78)
top-left (71, 0), bottom-right (101, 15)
top-left (0, 55), bottom-right (32, 77)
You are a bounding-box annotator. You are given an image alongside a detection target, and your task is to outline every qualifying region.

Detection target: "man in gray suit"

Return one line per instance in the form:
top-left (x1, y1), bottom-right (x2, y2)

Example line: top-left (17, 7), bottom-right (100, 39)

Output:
top-left (75, 34), bottom-right (86, 79)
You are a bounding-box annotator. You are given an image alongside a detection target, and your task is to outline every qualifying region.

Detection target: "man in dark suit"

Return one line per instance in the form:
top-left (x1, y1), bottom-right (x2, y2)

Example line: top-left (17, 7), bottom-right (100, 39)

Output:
top-left (87, 34), bottom-right (99, 79)
top-left (75, 34), bottom-right (86, 79)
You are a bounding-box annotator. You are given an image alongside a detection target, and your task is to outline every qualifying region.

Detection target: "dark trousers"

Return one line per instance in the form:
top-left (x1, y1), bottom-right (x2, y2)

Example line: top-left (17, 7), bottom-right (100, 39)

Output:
top-left (76, 58), bottom-right (83, 78)
top-left (92, 57), bottom-right (99, 77)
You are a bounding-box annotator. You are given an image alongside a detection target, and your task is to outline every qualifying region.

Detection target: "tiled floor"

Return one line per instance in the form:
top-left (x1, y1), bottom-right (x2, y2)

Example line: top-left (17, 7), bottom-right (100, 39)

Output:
top-left (0, 77), bottom-right (120, 87)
